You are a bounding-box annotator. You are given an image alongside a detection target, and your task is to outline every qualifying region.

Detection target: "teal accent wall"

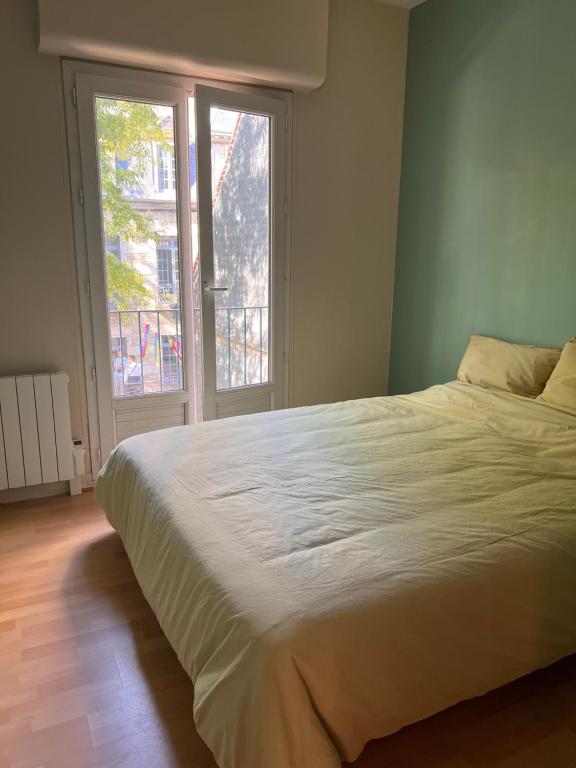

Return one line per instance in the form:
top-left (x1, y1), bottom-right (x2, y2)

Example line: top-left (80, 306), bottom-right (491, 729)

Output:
top-left (389, 0), bottom-right (576, 394)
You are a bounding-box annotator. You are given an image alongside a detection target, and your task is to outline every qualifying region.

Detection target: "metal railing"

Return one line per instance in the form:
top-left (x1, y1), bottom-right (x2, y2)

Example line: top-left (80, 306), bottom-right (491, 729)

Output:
top-left (108, 306), bottom-right (268, 396)
top-left (215, 306), bottom-right (268, 389)
top-left (109, 308), bottom-right (182, 397)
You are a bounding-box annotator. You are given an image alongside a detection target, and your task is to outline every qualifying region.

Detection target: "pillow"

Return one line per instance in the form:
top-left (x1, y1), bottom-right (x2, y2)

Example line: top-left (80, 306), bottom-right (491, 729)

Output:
top-left (536, 339), bottom-right (576, 411)
top-left (457, 335), bottom-right (561, 398)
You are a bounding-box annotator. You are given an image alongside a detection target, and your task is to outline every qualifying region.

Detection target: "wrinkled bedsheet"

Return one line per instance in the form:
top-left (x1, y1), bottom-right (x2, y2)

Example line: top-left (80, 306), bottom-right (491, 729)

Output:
top-left (96, 382), bottom-right (576, 768)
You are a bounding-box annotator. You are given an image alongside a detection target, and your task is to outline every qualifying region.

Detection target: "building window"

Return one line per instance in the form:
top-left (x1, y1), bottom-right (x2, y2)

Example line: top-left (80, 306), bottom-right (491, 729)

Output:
top-left (115, 157), bottom-right (129, 187)
top-left (105, 235), bottom-right (122, 260)
top-left (110, 336), bottom-right (128, 357)
top-left (156, 237), bottom-right (179, 302)
top-left (157, 146), bottom-right (176, 192)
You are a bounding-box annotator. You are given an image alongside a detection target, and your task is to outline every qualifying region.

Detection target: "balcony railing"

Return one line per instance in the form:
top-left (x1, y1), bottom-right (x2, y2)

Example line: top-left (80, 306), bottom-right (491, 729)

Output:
top-left (109, 306), bottom-right (268, 397)
top-left (215, 306), bottom-right (269, 390)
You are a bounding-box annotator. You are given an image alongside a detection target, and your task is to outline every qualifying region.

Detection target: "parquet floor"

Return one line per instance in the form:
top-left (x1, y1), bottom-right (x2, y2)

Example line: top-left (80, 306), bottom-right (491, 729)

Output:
top-left (1, 492), bottom-right (576, 768)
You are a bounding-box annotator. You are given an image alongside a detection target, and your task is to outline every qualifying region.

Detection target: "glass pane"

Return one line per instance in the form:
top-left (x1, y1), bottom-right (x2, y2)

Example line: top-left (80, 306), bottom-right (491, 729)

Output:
top-left (209, 107), bottom-right (270, 391)
top-left (95, 97), bottom-right (184, 397)
top-left (188, 97), bottom-right (203, 420)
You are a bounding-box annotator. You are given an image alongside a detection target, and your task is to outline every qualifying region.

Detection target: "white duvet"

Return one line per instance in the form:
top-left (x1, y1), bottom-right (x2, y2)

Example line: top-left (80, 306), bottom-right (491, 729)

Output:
top-left (96, 382), bottom-right (576, 768)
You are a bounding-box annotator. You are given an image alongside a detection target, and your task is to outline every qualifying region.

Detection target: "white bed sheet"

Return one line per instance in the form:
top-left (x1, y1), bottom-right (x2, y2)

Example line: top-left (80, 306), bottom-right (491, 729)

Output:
top-left (96, 382), bottom-right (576, 768)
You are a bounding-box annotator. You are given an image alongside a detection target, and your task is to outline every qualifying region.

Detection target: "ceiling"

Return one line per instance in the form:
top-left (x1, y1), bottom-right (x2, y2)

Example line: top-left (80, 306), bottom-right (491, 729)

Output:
top-left (377, 0), bottom-right (427, 8)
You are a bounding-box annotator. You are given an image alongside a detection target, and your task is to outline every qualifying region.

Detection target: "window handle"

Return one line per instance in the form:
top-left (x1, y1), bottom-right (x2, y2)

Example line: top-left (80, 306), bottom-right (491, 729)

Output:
top-left (203, 282), bottom-right (229, 293)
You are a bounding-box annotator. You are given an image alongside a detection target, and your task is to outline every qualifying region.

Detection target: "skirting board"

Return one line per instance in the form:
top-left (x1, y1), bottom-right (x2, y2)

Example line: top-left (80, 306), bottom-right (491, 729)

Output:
top-left (0, 475), bottom-right (91, 505)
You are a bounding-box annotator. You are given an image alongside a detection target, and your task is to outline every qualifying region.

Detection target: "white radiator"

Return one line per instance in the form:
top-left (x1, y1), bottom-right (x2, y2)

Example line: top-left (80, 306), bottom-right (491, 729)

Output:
top-left (0, 372), bottom-right (75, 492)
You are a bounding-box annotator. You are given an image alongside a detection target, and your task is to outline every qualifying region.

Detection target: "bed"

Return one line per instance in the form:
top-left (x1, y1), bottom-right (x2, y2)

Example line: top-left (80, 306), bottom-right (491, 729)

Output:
top-left (96, 381), bottom-right (576, 768)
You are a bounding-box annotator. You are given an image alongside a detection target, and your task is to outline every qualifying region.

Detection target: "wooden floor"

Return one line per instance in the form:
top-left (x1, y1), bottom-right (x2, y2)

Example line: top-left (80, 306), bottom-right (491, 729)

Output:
top-left (1, 494), bottom-right (576, 768)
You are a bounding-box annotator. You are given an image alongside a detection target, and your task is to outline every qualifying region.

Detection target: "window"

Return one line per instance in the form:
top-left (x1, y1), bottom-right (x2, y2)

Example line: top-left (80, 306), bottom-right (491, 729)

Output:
top-left (94, 97), bottom-right (184, 399)
top-left (110, 336), bottom-right (128, 356)
top-left (157, 145), bottom-right (176, 192)
top-left (105, 235), bottom-right (121, 260)
top-left (156, 247), bottom-right (173, 292)
top-left (156, 237), bottom-right (179, 303)
top-left (67, 62), bottom-right (288, 463)
top-left (115, 157), bottom-right (129, 187)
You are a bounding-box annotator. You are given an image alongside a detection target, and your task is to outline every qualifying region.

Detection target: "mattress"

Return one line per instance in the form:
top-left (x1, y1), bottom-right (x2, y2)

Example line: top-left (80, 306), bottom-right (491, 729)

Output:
top-left (96, 382), bottom-right (576, 768)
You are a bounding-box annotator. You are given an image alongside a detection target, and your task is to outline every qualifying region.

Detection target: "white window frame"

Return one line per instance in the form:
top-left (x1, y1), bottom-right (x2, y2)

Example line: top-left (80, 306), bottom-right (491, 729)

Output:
top-left (195, 84), bottom-right (288, 419)
top-left (62, 59), bottom-right (292, 479)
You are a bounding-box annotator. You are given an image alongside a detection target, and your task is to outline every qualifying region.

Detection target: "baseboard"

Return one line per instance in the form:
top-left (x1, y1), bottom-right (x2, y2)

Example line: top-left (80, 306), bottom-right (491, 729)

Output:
top-left (0, 474), bottom-right (93, 505)
top-left (0, 481), bottom-right (71, 505)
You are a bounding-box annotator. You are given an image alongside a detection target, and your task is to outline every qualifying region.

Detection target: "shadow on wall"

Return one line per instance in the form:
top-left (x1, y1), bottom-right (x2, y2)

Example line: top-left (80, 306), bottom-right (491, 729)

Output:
top-left (389, 0), bottom-right (576, 394)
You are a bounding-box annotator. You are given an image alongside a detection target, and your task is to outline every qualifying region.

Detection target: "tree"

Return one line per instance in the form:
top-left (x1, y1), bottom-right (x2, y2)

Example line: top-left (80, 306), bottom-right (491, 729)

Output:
top-left (96, 98), bottom-right (168, 308)
top-left (105, 252), bottom-right (153, 310)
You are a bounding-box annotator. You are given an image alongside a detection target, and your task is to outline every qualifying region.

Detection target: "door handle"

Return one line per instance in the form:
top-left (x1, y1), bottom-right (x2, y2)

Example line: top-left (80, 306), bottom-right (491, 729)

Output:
top-left (203, 282), bottom-right (229, 293)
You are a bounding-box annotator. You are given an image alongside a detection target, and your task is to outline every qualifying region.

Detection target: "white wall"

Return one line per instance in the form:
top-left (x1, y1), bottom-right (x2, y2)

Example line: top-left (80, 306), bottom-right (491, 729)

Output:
top-left (0, 0), bottom-right (408, 498)
top-left (0, 0), bottom-right (89, 468)
top-left (37, 0), bottom-right (328, 93)
top-left (290, 0), bottom-right (408, 405)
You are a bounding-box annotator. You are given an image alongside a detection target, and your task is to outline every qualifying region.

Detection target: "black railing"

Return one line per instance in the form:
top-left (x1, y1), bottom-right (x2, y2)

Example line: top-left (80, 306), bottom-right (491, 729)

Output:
top-left (108, 306), bottom-right (268, 396)
top-left (109, 308), bottom-right (182, 397)
top-left (215, 306), bottom-right (268, 389)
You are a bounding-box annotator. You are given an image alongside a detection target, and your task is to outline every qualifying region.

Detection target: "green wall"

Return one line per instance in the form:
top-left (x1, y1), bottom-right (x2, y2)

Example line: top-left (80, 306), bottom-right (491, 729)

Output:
top-left (389, 0), bottom-right (576, 394)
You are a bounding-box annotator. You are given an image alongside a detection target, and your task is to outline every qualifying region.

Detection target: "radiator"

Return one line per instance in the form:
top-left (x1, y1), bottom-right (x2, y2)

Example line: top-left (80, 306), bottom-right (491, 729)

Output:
top-left (0, 372), bottom-right (75, 492)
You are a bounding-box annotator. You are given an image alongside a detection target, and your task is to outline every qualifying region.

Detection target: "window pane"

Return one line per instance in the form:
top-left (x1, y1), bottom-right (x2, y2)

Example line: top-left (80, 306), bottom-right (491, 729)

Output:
top-left (188, 96), bottom-right (203, 420)
top-left (209, 107), bottom-right (271, 391)
top-left (95, 97), bottom-right (184, 397)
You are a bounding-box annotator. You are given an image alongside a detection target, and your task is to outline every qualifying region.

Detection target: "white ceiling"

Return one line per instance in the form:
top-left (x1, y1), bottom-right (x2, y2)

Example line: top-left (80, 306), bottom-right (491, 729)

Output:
top-left (377, 0), bottom-right (427, 8)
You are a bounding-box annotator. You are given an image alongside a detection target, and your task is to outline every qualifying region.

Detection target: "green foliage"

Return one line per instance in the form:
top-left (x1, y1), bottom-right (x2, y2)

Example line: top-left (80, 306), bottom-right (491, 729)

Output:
top-left (105, 252), bottom-right (153, 310)
top-left (96, 98), bottom-right (168, 306)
